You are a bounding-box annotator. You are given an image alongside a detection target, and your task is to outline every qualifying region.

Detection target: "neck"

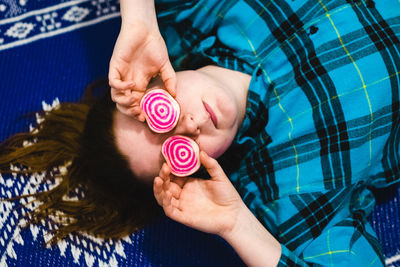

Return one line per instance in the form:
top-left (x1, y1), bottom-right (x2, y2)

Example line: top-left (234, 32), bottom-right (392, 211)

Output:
top-left (197, 65), bottom-right (250, 127)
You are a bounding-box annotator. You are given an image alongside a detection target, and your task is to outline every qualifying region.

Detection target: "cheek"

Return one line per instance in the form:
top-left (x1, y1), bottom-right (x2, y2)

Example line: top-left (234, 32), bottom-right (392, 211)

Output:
top-left (176, 91), bottom-right (200, 112)
top-left (218, 92), bottom-right (239, 126)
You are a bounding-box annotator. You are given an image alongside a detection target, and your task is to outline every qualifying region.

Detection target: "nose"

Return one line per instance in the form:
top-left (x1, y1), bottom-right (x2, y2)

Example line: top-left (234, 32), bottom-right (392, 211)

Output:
top-left (174, 113), bottom-right (200, 137)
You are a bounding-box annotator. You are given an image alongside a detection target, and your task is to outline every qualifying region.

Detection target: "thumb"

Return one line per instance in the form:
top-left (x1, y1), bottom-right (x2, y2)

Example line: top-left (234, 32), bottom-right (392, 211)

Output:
top-left (200, 151), bottom-right (226, 181)
top-left (132, 74), bottom-right (150, 93)
top-left (160, 61), bottom-right (177, 97)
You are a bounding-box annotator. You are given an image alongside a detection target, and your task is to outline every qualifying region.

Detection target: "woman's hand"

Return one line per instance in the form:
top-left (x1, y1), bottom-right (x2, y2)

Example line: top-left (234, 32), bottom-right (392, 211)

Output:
top-left (109, 0), bottom-right (176, 121)
top-left (153, 151), bottom-right (246, 236)
top-left (153, 151), bottom-right (282, 266)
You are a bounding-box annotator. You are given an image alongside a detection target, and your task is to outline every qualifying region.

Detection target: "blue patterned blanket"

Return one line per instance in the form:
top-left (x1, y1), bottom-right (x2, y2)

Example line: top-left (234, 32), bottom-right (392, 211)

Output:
top-left (0, 0), bottom-right (399, 266)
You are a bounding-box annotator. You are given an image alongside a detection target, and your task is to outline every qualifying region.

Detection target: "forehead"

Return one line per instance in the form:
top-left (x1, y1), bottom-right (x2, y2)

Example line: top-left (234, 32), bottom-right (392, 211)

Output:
top-left (150, 69), bottom-right (214, 90)
top-left (113, 110), bottom-right (166, 181)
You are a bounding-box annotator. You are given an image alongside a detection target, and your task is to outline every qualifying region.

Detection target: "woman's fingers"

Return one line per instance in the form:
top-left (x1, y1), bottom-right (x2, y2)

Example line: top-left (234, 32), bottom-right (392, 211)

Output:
top-left (111, 87), bottom-right (147, 121)
top-left (200, 151), bottom-right (226, 180)
top-left (170, 176), bottom-right (188, 188)
top-left (110, 66), bottom-right (176, 124)
top-left (153, 176), bottom-right (164, 206)
top-left (108, 66), bottom-right (135, 90)
top-left (159, 163), bottom-right (171, 180)
top-left (137, 113), bottom-right (146, 122)
top-left (162, 191), bottom-right (173, 213)
top-left (154, 164), bottom-right (183, 205)
top-left (162, 191), bottom-right (185, 222)
top-left (160, 61), bottom-right (177, 97)
top-left (160, 162), bottom-right (187, 189)
top-left (109, 79), bottom-right (136, 91)
top-left (131, 73), bottom-right (152, 93)
top-left (163, 191), bottom-right (178, 217)
top-left (111, 90), bottom-right (144, 106)
top-left (109, 72), bottom-right (149, 120)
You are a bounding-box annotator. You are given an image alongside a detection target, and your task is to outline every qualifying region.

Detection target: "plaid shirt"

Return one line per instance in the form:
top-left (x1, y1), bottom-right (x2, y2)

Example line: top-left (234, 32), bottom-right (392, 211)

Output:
top-left (156, 0), bottom-right (400, 265)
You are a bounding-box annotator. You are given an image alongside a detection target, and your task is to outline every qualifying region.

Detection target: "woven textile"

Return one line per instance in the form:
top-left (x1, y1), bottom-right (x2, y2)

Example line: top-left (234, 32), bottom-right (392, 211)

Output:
top-left (0, 0), bottom-right (399, 266)
top-left (0, 0), bottom-right (244, 266)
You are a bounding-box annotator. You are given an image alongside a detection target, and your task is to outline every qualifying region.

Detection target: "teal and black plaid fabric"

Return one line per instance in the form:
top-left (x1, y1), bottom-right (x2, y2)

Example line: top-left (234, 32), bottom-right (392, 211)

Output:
top-left (156, 0), bottom-right (400, 265)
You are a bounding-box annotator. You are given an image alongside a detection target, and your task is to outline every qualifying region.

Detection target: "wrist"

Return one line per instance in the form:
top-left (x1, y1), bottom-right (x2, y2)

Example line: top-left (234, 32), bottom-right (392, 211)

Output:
top-left (121, 13), bottom-right (158, 29)
top-left (120, 18), bottom-right (159, 34)
top-left (220, 204), bottom-right (282, 267)
top-left (120, 0), bottom-right (158, 30)
top-left (220, 203), bottom-right (261, 242)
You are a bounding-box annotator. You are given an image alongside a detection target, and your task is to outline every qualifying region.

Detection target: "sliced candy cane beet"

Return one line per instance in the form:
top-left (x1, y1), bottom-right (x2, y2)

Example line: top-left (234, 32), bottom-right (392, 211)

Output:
top-left (140, 89), bottom-right (180, 133)
top-left (162, 135), bottom-right (200, 177)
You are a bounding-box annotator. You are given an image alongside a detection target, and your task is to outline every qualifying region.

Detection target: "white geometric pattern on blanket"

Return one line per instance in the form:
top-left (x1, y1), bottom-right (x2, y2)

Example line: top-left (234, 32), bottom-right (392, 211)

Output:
top-left (4, 21), bottom-right (34, 38)
top-left (0, 0), bottom-right (120, 51)
top-left (0, 98), bottom-right (134, 267)
top-left (0, 0), bottom-right (26, 18)
top-left (386, 254), bottom-right (400, 267)
top-left (62, 6), bottom-right (90, 23)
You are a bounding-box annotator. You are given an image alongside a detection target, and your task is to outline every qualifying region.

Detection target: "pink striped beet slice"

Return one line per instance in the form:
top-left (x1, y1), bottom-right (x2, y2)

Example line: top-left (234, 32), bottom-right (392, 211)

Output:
top-left (140, 89), bottom-right (180, 133)
top-left (162, 135), bottom-right (200, 177)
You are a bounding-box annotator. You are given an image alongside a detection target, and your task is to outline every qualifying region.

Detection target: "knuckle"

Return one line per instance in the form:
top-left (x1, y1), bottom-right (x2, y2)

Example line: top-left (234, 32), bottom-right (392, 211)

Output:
top-left (111, 94), bottom-right (118, 102)
top-left (208, 158), bottom-right (218, 167)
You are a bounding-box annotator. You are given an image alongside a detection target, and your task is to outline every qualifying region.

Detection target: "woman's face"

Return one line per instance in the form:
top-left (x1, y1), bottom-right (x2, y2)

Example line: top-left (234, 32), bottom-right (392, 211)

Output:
top-left (113, 67), bottom-right (248, 182)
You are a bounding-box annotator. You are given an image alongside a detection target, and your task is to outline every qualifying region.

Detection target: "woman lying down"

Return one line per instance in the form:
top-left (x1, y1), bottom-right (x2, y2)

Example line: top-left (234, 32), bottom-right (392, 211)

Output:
top-left (2, 0), bottom-right (400, 266)
top-left (0, 62), bottom-right (396, 266)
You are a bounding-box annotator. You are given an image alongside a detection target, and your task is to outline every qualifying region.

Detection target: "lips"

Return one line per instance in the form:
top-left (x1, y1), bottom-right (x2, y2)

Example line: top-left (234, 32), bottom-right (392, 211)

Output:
top-left (203, 101), bottom-right (218, 128)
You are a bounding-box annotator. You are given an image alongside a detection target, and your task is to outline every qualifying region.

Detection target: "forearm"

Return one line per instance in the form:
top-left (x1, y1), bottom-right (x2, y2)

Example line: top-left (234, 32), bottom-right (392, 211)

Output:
top-left (119, 0), bottom-right (158, 28)
top-left (220, 204), bottom-right (282, 267)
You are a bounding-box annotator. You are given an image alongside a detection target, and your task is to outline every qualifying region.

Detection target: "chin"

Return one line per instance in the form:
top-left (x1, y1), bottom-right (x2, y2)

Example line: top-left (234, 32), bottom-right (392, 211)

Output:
top-left (208, 141), bottom-right (232, 159)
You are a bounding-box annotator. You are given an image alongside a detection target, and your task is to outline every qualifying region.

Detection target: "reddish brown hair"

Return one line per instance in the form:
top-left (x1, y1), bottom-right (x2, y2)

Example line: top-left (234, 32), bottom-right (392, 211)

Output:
top-left (0, 80), bottom-right (161, 243)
